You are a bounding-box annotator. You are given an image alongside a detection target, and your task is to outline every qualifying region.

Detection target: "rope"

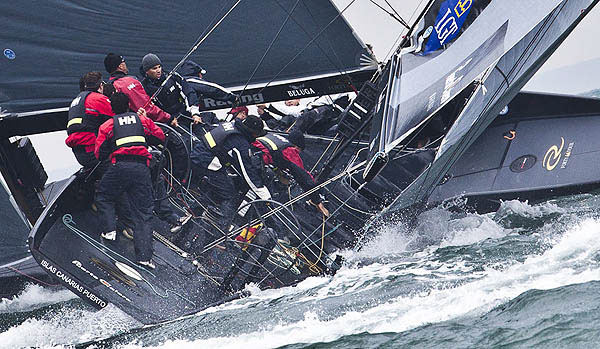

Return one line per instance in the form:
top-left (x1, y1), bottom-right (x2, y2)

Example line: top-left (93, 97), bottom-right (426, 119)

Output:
top-left (61, 214), bottom-right (196, 305)
top-left (311, 135), bottom-right (338, 172)
top-left (306, 214), bottom-right (327, 273)
top-left (200, 160), bottom-right (366, 253)
top-left (6, 266), bottom-right (60, 287)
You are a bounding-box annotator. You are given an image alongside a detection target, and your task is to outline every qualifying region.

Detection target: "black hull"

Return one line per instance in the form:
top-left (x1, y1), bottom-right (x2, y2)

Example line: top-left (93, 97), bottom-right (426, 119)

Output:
top-left (356, 92), bottom-right (600, 214)
top-left (428, 92), bottom-right (600, 212)
top-left (19, 91), bottom-right (600, 320)
top-left (28, 175), bottom-right (237, 324)
top-left (26, 136), bottom-right (373, 324)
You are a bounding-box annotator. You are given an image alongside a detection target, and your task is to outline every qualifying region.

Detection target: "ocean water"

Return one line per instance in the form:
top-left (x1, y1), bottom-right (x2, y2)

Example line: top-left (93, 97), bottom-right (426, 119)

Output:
top-left (3, 194), bottom-right (600, 348)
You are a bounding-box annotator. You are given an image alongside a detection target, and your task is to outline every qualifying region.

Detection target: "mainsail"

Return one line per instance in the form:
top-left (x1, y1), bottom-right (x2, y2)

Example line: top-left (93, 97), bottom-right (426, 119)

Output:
top-left (0, 0), bottom-right (375, 118)
top-left (383, 0), bottom-right (599, 212)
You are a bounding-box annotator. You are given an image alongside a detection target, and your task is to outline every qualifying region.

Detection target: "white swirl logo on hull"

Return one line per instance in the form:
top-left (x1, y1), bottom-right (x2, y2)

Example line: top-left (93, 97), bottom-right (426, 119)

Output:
top-left (543, 137), bottom-right (564, 171)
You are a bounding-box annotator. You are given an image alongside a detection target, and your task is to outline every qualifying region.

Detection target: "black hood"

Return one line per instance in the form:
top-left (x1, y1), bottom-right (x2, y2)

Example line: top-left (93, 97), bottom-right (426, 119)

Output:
top-left (180, 60), bottom-right (205, 77)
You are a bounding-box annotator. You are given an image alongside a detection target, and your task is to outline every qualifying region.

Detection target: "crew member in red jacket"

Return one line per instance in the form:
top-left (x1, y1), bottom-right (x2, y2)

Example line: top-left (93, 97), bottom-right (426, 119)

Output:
top-left (65, 71), bottom-right (114, 172)
top-left (252, 130), bottom-right (329, 217)
top-left (95, 92), bottom-right (166, 269)
top-left (103, 53), bottom-right (177, 127)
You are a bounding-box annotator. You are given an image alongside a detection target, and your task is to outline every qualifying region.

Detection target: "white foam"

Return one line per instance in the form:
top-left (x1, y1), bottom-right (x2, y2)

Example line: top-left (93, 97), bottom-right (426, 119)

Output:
top-left (350, 207), bottom-right (508, 262)
top-left (125, 218), bottom-right (600, 348)
top-left (0, 284), bottom-right (75, 314)
top-left (442, 213), bottom-right (507, 247)
top-left (346, 222), bottom-right (412, 260)
top-left (495, 199), bottom-right (565, 218)
top-left (0, 303), bottom-right (138, 348)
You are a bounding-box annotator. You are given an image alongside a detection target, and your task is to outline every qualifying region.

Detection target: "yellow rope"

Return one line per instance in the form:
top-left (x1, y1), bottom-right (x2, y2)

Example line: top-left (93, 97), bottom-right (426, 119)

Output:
top-left (306, 213), bottom-right (326, 273)
top-left (280, 213), bottom-right (327, 275)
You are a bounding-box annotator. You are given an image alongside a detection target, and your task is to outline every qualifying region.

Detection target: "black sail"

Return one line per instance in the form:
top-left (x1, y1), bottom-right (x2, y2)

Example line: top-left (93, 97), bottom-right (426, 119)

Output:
top-left (0, 0), bottom-right (375, 116)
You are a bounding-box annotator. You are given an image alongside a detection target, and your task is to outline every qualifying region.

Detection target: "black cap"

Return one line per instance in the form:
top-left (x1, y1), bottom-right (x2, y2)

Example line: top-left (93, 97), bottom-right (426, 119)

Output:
top-left (288, 130), bottom-right (305, 150)
top-left (241, 115), bottom-right (265, 137)
top-left (104, 53), bottom-right (124, 73)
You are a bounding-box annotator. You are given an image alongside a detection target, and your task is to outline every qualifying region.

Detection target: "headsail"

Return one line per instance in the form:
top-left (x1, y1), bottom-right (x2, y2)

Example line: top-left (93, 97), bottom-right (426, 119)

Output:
top-left (0, 179), bottom-right (30, 266)
top-left (367, 0), bottom-right (567, 170)
top-left (383, 0), bottom-right (599, 212)
top-left (0, 0), bottom-right (374, 117)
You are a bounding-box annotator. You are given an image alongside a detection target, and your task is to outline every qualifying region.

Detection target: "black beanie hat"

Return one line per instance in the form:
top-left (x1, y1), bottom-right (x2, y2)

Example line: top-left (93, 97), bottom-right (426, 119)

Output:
top-left (142, 53), bottom-right (162, 72)
top-left (288, 130), bottom-right (305, 150)
top-left (104, 53), bottom-right (124, 73)
top-left (241, 115), bottom-right (265, 137)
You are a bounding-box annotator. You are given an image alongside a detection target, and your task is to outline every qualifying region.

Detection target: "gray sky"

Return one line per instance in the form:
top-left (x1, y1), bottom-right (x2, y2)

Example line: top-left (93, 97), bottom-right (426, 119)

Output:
top-left (333, 0), bottom-right (600, 73)
top-left (34, 1), bottom-right (600, 181)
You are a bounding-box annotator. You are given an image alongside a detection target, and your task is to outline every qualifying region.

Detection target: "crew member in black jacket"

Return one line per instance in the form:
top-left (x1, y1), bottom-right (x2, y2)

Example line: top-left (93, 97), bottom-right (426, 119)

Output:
top-left (180, 59), bottom-right (237, 105)
top-left (139, 54), bottom-right (194, 232)
top-left (95, 92), bottom-right (166, 269)
top-left (190, 115), bottom-right (270, 225)
top-left (139, 53), bottom-right (203, 127)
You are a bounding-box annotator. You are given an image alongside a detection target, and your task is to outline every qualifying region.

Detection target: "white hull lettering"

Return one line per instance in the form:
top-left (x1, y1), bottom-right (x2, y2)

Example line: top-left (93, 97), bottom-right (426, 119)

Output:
top-left (287, 88), bottom-right (316, 97)
top-left (203, 93), bottom-right (264, 108)
top-left (40, 260), bottom-right (107, 308)
top-left (72, 260), bottom-right (132, 303)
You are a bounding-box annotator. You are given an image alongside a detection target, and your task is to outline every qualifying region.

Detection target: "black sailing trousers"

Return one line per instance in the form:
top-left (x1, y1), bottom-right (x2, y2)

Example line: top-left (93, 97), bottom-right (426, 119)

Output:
top-left (96, 160), bottom-right (154, 261)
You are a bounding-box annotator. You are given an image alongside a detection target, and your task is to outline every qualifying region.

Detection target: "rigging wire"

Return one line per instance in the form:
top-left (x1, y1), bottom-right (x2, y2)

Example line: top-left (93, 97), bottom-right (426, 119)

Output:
top-left (300, 0), bottom-right (361, 93)
top-left (368, 0), bottom-right (410, 29)
top-left (382, 0), bottom-right (408, 26)
top-left (239, 0), bottom-right (302, 98)
top-left (256, 0), bottom-right (357, 96)
top-left (145, 0), bottom-right (244, 106)
top-left (382, 0), bottom-right (433, 62)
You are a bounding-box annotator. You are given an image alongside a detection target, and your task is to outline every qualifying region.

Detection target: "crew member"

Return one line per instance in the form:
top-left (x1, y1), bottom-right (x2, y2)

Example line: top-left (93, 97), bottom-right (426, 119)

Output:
top-left (95, 92), bottom-right (166, 269)
top-left (139, 53), bottom-right (203, 127)
top-left (253, 130), bottom-right (328, 216)
top-left (65, 72), bottom-right (113, 173)
top-left (103, 53), bottom-right (176, 126)
top-left (190, 115), bottom-right (271, 224)
top-left (180, 59), bottom-right (237, 105)
top-left (257, 99), bottom-right (304, 130)
top-left (227, 106), bottom-right (248, 121)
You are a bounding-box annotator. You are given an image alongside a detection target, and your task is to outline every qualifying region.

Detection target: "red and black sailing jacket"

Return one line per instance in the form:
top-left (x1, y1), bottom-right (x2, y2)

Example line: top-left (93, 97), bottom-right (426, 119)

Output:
top-left (65, 91), bottom-right (114, 153)
top-left (95, 111), bottom-right (166, 166)
top-left (252, 133), bottom-right (319, 202)
top-left (109, 72), bottom-right (172, 124)
top-left (253, 133), bottom-right (308, 174)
